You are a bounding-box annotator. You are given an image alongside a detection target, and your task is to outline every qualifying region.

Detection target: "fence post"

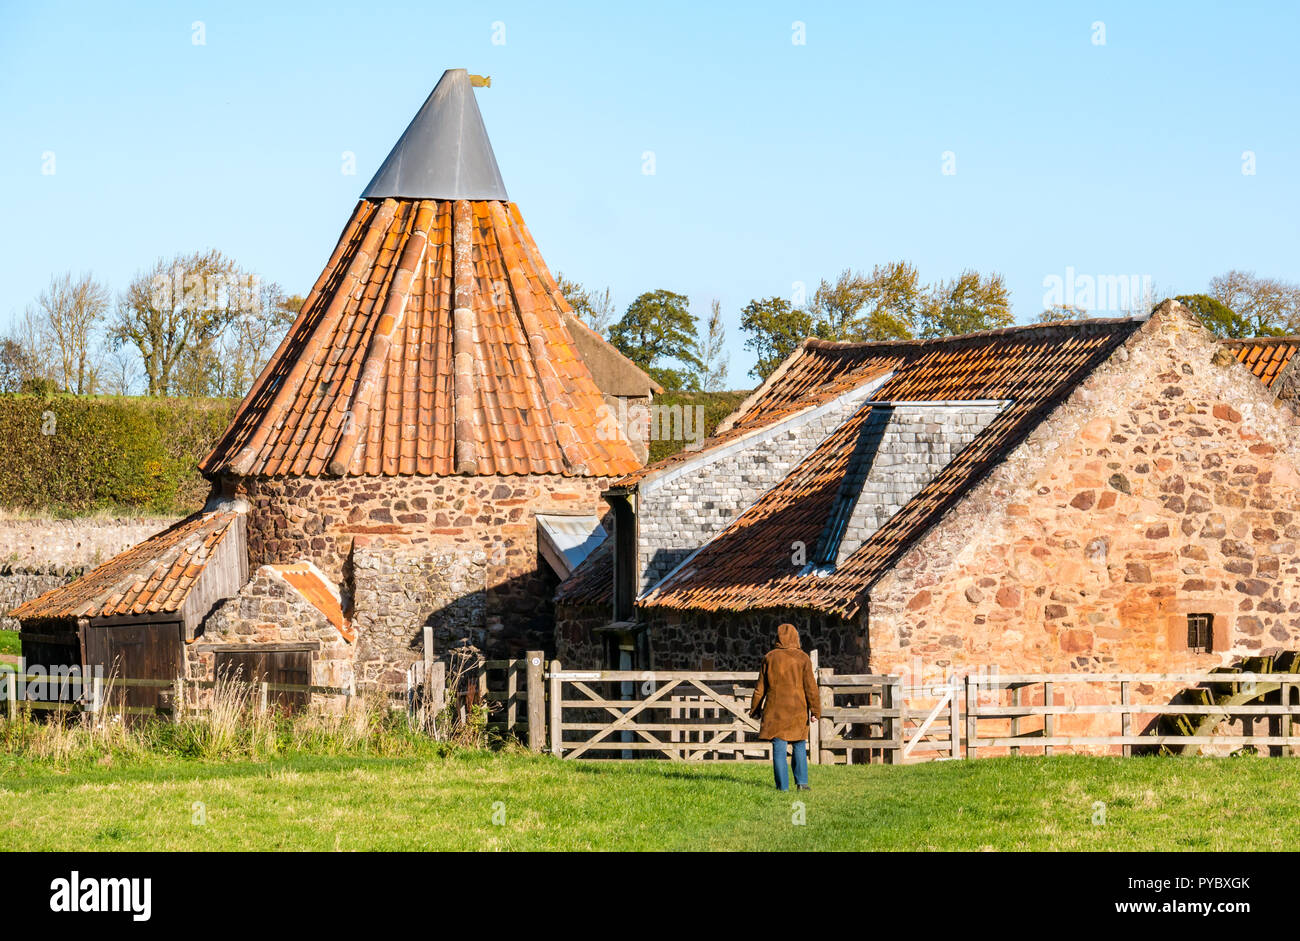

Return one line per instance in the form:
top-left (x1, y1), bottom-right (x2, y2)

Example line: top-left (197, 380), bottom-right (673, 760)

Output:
top-left (1283, 682), bottom-right (1293, 758)
top-left (885, 677), bottom-right (903, 764)
top-left (549, 660), bottom-right (563, 758)
top-left (423, 626), bottom-right (434, 694)
top-left (172, 675), bottom-right (182, 724)
top-left (1010, 684), bottom-right (1021, 757)
top-left (808, 650), bottom-right (820, 766)
top-left (1120, 680), bottom-right (1132, 757)
top-left (964, 674), bottom-right (977, 760)
top-left (259, 681), bottom-right (269, 715)
top-left (526, 651), bottom-right (545, 752)
top-left (1043, 680), bottom-right (1054, 757)
top-left (819, 671), bottom-right (834, 766)
top-left (6, 667), bottom-right (15, 721)
top-left (425, 660), bottom-right (446, 736)
top-left (948, 674), bottom-right (960, 759)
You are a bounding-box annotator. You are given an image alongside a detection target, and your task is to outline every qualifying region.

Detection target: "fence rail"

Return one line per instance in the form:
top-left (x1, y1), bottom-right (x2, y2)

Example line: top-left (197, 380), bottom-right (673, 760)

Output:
top-left (7, 657), bottom-right (1299, 760)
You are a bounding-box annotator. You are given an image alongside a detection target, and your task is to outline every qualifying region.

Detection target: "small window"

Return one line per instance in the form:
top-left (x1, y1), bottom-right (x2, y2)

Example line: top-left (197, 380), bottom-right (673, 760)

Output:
top-left (1187, 613), bottom-right (1213, 653)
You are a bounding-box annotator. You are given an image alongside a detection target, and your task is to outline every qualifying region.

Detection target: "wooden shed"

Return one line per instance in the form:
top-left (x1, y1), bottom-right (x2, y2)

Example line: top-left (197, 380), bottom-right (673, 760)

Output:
top-left (9, 504), bottom-right (248, 712)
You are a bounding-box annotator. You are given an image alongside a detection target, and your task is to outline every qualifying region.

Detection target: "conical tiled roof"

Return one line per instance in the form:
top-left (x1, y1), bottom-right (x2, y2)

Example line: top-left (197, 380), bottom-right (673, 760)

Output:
top-left (202, 75), bottom-right (640, 480)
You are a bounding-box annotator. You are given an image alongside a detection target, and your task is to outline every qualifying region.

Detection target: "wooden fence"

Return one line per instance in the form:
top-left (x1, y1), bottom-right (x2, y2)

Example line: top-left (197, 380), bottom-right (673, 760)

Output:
top-left (6, 658), bottom-right (1300, 760)
top-left (965, 671), bottom-right (1300, 756)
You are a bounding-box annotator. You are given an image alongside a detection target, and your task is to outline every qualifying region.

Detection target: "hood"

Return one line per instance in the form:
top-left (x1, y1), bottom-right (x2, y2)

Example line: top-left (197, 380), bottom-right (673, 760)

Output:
top-left (776, 623), bottom-right (801, 650)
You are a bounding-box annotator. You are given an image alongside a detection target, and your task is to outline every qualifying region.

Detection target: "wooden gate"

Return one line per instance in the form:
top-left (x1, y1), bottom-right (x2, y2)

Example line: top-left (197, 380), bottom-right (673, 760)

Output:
top-left (548, 665), bottom-right (767, 760)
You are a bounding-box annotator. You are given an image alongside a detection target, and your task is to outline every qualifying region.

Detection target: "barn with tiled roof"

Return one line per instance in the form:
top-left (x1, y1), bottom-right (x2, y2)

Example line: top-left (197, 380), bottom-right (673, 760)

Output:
top-left (558, 301), bottom-right (1300, 681)
top-left (13, 69), bottom-right (655, 700)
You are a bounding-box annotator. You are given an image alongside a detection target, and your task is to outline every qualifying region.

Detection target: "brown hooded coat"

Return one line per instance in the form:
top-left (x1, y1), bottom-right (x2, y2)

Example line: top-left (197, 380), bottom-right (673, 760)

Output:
top-left (749, 623), bottom-right (821, 741)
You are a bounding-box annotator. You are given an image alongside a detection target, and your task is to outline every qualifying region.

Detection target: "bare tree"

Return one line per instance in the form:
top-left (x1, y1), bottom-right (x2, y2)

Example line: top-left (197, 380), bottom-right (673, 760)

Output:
top-left (1209, 270), bottom-right (1300, 335)
top-left (112, 250), bottom-right (249, 396)
top-left (556, 272), bottom-right (617, 336)
top-left (699, 299), bottom-right (730, 392)
top-left (32, 271), bottom-right (110, 394)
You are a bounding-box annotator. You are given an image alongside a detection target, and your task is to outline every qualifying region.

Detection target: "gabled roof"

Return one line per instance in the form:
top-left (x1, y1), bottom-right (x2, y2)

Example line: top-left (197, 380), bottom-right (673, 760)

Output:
top-left (640, 318), bottom-right (1144, 618)
top-left (1220, 336), bottom-right (1300, 389)
top-left (9, 509), bottom-right (244, 625)
top-left (202, 72), bottom-right (641, 481)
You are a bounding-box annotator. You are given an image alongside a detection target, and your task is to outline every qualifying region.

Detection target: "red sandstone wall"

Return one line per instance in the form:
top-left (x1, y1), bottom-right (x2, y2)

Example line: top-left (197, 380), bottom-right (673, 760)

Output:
top-left (227, 473), bottom-right (610, 658)
top-left (869, 304), bottom-right (1300, 684)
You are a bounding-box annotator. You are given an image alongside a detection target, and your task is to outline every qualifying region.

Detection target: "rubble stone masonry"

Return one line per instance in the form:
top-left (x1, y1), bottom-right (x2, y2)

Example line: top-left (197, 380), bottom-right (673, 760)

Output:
top-left (869, 303), bottom-right (1300, 683)
top-left (226, 473), bottom-right (610, 661)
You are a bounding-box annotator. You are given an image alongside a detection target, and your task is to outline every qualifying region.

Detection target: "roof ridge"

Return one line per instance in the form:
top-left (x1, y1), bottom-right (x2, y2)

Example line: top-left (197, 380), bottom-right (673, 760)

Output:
top-left (802, 315), bottom-right (1143, 353)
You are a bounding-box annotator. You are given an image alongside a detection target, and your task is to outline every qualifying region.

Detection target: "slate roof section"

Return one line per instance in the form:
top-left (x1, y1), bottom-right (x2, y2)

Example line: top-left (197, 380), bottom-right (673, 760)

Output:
top-left (612, 358), bottom-right (899, 490)
top-left (1220, 336), bottom-right (1300, 389)
top-left (9, 510), bottom-right (242, 621)
top-left (640, 318), bottom-right (1144, 618)
top-left (201, 197), bottom-right (641, 479)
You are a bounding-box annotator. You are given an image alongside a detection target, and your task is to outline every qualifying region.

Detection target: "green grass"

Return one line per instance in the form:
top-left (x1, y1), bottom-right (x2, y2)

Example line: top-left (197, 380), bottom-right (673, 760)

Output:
top-left (0, 751), bottom-right (1294, 851)
top-left (0, 631), bottom-right (20, 658)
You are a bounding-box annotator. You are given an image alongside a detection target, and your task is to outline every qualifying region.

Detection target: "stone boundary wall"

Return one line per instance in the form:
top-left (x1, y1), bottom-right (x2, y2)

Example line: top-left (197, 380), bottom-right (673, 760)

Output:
top-left (0, 517), bottom-right (179, 630)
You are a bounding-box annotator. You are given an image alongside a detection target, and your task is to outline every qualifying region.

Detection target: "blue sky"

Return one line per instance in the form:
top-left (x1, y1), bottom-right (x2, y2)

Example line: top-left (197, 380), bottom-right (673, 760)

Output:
top-left (1, 0), bottom-right (1297, 384)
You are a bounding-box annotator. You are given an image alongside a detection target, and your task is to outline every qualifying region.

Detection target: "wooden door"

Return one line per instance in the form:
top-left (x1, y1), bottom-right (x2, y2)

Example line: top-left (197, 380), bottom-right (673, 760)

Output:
top-left (213, 649), bottom-right (312, 713)
top-left (84, 623), bottom-right (183, 717)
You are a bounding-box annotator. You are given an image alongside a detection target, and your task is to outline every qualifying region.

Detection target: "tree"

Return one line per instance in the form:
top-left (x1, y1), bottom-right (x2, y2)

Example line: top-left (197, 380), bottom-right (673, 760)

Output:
top-left (203, 282), bottom-right (298, 397)
top-left (112, 250), bottom-right (251, 396)
top-left (698, 299), bottom-right (730, 392)
top-left (918, 269), bottom-right (1013, 338)
top-left (608, 290), bottom-right (703, 391)
top-left (0, 339), bottom-right (33, 393)
top-left (1207, 270), bottom-right (1300, 336)
top-left (555, 272), bottom-right (617, 336)
top-left (32, 271), bottom-right (110, 394)
top-left (740, 296), bottom-right (815, 381)
top-left (1175, 294), bottom-right (1249, 338)
top-left (807, 263), bottom-right (920, 341)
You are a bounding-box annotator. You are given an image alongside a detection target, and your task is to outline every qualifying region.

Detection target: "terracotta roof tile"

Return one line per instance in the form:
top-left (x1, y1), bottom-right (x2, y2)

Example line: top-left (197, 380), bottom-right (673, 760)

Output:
top-left (1220, 336), bottom-right (1300, 388)
top-left (202, 198), bottom-right (639, 480)
top-left (8, 510), bottom-right (240, 621)
top-left (640, 318), bottom-right (1144, 619)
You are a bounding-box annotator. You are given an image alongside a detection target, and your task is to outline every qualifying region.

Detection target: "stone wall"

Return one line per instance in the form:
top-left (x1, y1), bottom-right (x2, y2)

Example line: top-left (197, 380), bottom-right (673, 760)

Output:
top-left (639, 607), bottom-right (866, 673)
top-left (227, 472), bottom-right (609, 659)
top-left (868, 303), bottom-right (1300, 684)
top-left (636, 378), bottom-right (885, 591)
top-left (190, 564), bottom-right (355, 693)
top-left (0, 517), bottom-right (179, 629)
top-left (351, 542), bottom-right (487, 689)
top-left (554, 603), bottom-right (609, 669)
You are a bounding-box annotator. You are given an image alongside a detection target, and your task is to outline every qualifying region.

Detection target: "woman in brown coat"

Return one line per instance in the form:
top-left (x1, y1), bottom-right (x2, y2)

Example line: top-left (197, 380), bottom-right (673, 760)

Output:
top-left (749, 623), bottom-right (821, 791)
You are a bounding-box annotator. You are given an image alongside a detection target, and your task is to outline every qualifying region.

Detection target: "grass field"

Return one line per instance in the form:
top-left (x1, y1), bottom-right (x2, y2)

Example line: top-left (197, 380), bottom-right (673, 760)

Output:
top-left (1, 750), bottom-right (1294, 851)
top-left (0, 630), bottom-right (19, 658)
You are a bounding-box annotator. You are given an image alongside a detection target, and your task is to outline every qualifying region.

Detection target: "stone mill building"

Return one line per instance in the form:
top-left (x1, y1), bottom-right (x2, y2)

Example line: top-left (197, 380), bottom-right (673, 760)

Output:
top-left (11, 69), bottom-right (652, 703)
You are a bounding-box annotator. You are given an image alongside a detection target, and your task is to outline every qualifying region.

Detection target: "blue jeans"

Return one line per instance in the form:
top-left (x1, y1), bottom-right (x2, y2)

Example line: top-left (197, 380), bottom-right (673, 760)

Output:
top-left (771, 738), bottom-right (808, 790)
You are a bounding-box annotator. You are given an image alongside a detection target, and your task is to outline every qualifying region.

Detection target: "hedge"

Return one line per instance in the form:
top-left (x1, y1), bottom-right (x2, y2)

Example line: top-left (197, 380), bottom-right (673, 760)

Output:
top-left (0, 395), bottom-right (238, 517)
top-left (0, 389), bottom-right (751, 517)
top-left (646, 390), bottom-right (750, 464)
